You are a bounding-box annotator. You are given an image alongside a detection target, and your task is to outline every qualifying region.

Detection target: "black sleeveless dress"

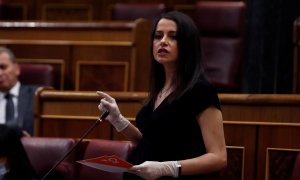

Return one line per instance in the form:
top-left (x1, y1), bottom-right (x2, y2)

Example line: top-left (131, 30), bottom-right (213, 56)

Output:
top-left (123, 80), bottom-right (221, 180)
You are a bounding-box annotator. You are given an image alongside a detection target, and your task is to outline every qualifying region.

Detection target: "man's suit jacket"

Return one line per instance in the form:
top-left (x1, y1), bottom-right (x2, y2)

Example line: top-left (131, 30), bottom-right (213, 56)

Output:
top-left (6, 85), bottom-right (38, 135)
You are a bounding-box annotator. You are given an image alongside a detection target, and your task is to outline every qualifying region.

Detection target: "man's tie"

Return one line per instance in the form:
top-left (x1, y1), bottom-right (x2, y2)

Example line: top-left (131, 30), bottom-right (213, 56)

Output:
top-left (5, 93), bottom-right (15, 122)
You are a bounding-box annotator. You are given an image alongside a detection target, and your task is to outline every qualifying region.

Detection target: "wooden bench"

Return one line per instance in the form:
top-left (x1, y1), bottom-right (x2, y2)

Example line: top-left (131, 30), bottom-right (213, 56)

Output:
top-left (34, 89), bottom-right (300, 180)
top-left (0, 19), bottom-right (151, 91)
top-left (34, 88), bottom-right (147, 140)
top-left (219, 93), bottom-right (300, 180)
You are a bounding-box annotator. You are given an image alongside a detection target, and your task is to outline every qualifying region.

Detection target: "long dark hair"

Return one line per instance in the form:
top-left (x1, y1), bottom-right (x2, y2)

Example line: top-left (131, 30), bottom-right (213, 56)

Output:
top-left (147, 11), bottom-right (205, 106)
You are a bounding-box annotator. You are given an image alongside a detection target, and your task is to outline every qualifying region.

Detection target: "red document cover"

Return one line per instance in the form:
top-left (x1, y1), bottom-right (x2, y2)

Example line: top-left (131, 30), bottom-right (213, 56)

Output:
top-left (77, 155), bottom-right (133, 173)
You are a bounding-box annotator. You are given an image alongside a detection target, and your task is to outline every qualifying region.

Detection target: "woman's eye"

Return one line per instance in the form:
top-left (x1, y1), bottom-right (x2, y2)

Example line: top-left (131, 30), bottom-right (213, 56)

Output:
top-left (154, 33), bottom-right (177, 41)
top-left (154, 34), bottom-right (163, 40)
top-left (169, 35), bottom-right (177, 40)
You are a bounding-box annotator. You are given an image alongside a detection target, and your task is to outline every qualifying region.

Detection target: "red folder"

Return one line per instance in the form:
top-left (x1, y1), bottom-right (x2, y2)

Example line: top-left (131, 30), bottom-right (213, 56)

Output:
top-left (77, 155), bottom-right (133, 173)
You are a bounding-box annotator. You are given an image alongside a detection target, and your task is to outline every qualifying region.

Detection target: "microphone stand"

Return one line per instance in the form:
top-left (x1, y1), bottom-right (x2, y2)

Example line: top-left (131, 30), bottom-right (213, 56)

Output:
top-left (41, 111), bottom-right (110, 180)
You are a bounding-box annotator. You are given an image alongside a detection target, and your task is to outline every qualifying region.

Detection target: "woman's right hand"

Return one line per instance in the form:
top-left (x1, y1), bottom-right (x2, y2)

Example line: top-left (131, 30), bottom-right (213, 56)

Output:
top-left (97, 91), bottom-right (130, 132)
top-left (97, 91), bottom-right (121, 122)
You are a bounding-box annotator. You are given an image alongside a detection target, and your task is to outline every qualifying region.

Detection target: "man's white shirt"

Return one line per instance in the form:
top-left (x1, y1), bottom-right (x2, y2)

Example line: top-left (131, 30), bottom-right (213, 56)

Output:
top-left (0, 82), bottom-right (20, 124)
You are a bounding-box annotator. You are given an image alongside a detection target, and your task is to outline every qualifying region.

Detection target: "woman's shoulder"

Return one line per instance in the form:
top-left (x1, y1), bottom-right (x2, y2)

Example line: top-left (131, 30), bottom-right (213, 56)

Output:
top-left (192, 79), bottom-right (218, 95)
top-left (178, 80), bottom-right (217, 101)
top-left (186, 79), bottom-right (221, 109)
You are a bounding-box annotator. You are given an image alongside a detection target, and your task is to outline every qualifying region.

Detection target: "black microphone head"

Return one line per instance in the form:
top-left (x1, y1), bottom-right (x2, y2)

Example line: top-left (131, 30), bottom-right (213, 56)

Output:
top-left (100, 111), bottom-right (109, 120)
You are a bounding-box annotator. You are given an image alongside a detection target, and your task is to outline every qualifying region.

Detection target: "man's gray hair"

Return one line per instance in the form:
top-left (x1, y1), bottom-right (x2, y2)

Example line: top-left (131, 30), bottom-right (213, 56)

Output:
top-left (0, 46), bottom-right (16, 63)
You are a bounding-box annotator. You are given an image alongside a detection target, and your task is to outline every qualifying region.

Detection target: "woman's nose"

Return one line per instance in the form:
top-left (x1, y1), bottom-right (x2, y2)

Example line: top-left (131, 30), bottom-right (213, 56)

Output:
top-left (160, 35), bottom-right (168, 45)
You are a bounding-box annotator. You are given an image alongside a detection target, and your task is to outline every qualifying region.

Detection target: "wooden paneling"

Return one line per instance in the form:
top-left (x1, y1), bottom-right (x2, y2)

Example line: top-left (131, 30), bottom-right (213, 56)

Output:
top-left (75, 61), bottom-right (129, 91)
top-left (220, 146), bottom-right (245, 180)
top-left (223, 124), bottom-right (256, 180)
top-left (0, 19), bottom-right (151, 91)
top-left (257, 125), bottom-right (300, 180)
top-left (265, 148), bottom-right (300, 180)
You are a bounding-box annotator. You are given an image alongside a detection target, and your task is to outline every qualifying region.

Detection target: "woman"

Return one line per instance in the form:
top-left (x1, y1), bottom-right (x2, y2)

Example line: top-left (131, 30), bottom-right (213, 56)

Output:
top-left (98, 11), bottom-right (227, 179)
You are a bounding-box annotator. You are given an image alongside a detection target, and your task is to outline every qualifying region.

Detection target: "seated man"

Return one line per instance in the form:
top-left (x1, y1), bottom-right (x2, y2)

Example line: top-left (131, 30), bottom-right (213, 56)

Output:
top-left (0, 47), bottom-right (37, 135)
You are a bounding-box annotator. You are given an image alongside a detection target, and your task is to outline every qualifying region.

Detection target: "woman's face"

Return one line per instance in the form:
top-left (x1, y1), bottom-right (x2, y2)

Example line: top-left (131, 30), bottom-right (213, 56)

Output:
top-left (153, 18), bottom-right (178, 66)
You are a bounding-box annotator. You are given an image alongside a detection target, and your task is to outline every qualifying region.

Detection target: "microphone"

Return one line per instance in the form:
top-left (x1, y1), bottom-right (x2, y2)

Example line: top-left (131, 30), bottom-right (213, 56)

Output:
top-left (41, 111), bottom-right (110, 180)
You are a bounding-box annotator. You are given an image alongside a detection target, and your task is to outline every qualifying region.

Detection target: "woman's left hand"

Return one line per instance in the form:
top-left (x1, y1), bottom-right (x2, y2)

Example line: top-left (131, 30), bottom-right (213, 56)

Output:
top-left (129, 161), bottom-right (178, 180)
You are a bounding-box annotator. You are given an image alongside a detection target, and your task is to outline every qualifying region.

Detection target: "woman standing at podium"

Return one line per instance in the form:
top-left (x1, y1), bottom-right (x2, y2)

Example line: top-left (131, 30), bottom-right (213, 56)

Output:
top-left (98, 10), bottom-right (227, 180)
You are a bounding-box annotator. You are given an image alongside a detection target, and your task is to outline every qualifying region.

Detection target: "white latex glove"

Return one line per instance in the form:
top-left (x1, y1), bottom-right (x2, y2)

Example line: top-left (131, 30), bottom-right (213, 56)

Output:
top-left (97, 91), bottom-right (130, 132)
top-left (129, 161), bottom-right (180, 180)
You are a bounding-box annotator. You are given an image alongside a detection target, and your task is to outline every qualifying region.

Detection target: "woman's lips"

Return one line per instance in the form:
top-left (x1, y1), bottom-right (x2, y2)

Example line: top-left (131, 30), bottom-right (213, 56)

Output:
top-left (157, 48), bottom-right (169, 56)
